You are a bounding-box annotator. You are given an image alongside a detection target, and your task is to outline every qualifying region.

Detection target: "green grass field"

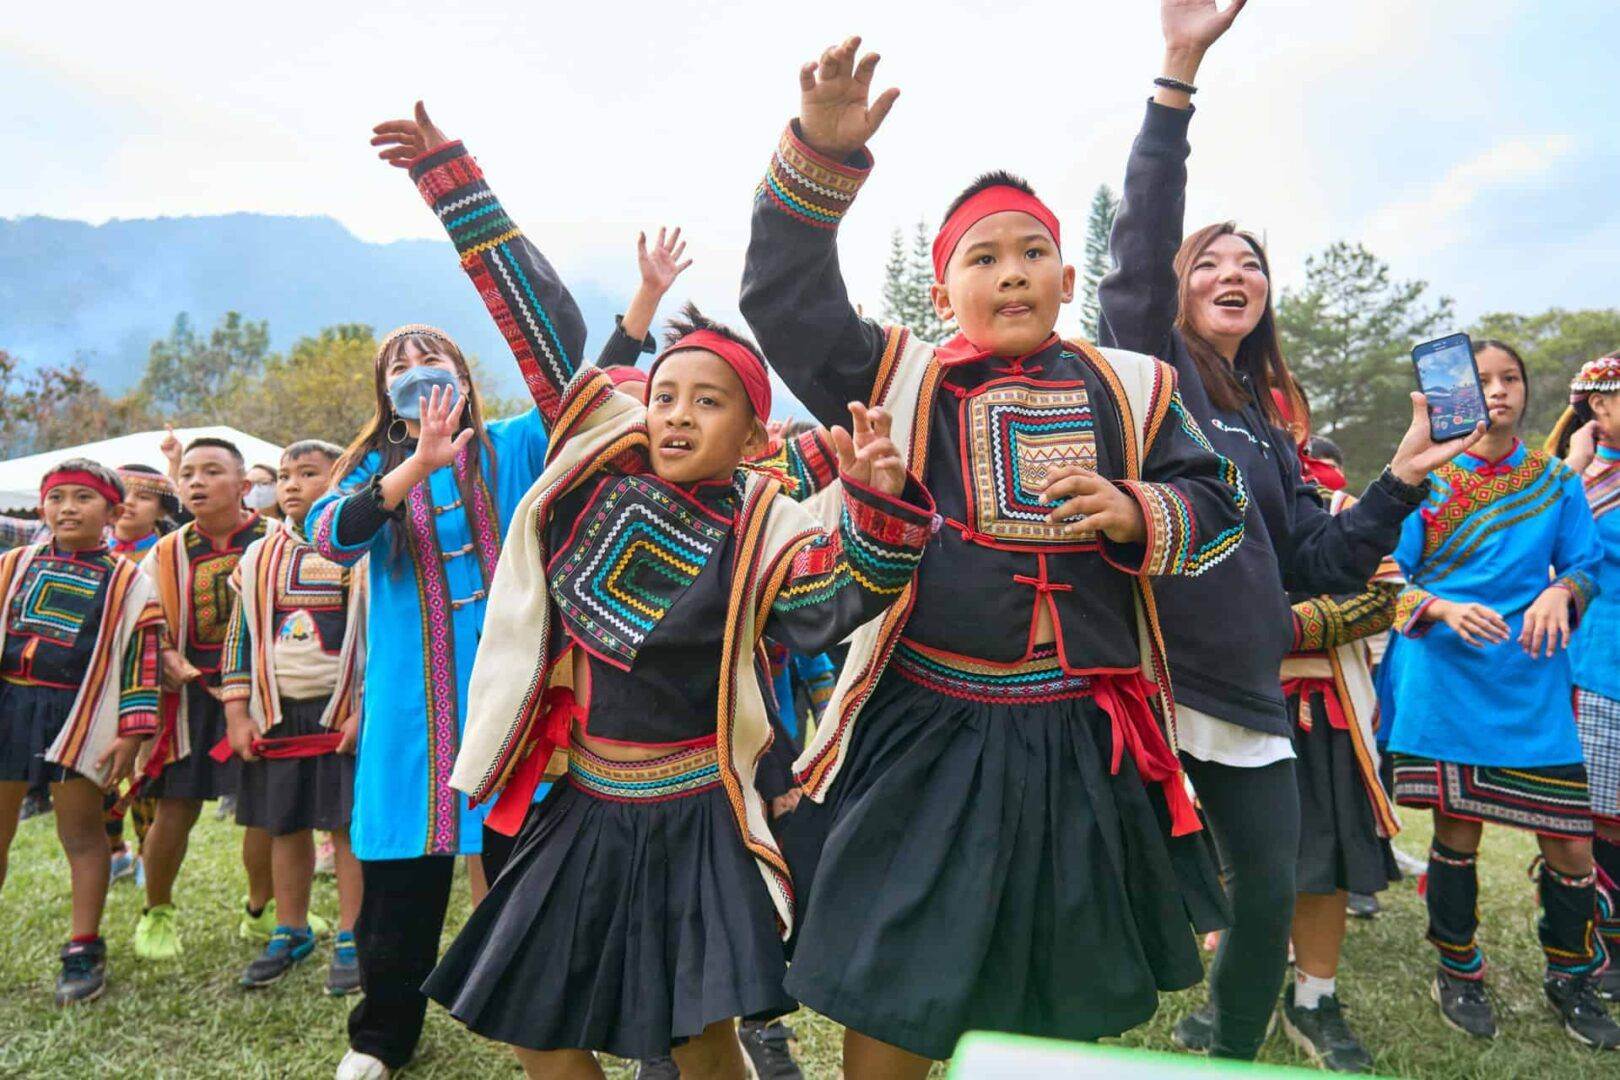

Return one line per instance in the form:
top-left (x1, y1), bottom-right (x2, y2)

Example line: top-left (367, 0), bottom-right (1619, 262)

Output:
top-left (2, 810), bottom-right (1617, 1078)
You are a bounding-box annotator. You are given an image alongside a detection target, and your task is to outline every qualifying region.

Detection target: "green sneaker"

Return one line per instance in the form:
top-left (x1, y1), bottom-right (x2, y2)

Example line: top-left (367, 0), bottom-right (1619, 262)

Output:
top-left (133, 904), bottom-right (182, 960)
top-left (239, 899), bottom-right (331, 941)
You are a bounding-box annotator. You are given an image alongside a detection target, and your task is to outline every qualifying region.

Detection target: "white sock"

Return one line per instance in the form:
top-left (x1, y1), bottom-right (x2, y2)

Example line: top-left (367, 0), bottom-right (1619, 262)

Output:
top-left (1295, 970), bottom-right (1337, 1010)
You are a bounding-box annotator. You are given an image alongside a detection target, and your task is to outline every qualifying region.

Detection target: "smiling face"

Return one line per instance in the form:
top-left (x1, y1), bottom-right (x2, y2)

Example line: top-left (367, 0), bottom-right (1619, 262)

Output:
top-left (42, 484), bottom-right (119, 549)
top-left (646, 349), bottom-right (766, 485)
top-left (1185, 233), bottom-right (1269, 357)
top-left (931, 211), bottom-right (1073, 358)
top-left (1475, 344), bottom-right (1527, 433)
top-left (382, 337), bottom-right (467, 394)
top-left (179, 446), bottom-right (249, 521)
top-left (277, 451), bottom-right (336, 527)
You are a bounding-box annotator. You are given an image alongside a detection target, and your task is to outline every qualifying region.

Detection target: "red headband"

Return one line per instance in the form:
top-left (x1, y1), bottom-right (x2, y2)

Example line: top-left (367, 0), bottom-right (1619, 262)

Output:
top-left (932, 185), bottom-right (1062, 281)
top-left (606, 366), bottom-right (649, 388)
top-left (41, 469), bottom-right (123, 508)
top-left (648, 330), bottom-right (772, 421)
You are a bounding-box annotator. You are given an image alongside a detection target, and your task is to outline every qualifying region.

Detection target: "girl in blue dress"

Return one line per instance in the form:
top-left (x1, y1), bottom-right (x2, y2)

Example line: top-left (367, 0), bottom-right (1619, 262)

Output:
top-left (1378, 341), bottom-right (1618, 1048)
top-left (1548, 350), bottom-right (1620, 1003)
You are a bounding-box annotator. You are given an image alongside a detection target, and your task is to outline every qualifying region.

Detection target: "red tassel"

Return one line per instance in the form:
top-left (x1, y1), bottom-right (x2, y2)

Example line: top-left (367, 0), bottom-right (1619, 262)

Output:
top-left (486, 688), bottom-right (579, 836)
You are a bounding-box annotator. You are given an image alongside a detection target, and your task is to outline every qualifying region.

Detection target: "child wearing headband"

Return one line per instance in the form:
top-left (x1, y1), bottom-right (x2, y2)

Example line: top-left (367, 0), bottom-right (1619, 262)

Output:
top-left (364, 101), bottom-right (934, 1077)
top-left (0, 460), bottom-right (164, 1006)
top-left (736, 35), bottom-right (1255, 1075)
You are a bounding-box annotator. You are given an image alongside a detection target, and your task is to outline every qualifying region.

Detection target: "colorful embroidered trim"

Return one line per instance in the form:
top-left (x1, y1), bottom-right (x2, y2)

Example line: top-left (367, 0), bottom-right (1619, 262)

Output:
top-left (748, 429), bottom-right (838, 499)
top-left (9, 556), bottom-right (106, 644)
top-left (892, 640), bottom-right (1095, 703)
top-left (757, 126), bottom-right (869, 231)
top-left (567, 740), bottom-right (721, 803)
top-left (1585, 460), bottom-right (1620, 521)
top-left (1420, 449), bottom-right (1557, 565)
top-left (962, 381), bottom-right (1098, 546)
top-left (1430, 935), bottom-right (1486, 979)
top-left (403, 481), bottom-right (461, 856)
top-left (1393, 755), bottom-right (1594, 839)
top-left (1291, 582), bottom-right (1397, 651)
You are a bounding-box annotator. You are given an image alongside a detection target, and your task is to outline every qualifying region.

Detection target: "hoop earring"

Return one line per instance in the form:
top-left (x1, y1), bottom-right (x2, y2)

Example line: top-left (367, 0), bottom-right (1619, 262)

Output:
top-left (386, 417), bottom-right (410, 445)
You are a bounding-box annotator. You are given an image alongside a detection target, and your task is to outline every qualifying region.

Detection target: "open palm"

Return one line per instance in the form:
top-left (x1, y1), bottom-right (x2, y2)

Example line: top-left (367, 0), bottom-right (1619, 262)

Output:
top-left (1161, 0), bottom-right (1247, 54)
top-left (798, 36), bottom-right (900, 159)
top-left (371, 101), bottom-right (451, 168)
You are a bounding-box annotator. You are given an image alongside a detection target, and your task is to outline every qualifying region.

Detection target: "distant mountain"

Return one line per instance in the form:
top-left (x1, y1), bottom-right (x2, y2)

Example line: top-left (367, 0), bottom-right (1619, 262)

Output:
top-left (0, 213), bottom-right (627, 395)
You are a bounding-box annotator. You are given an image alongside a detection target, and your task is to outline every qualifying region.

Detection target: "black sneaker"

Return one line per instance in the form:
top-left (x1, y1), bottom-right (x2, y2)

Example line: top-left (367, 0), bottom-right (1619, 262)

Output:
top-left (740, 1020), bottom-right (804, 1080)
top-left (1280, 984), bottom-right (1374, 1072)
top-left (1345, 893), bottom-right (1380, 919)
top-left (1598, 965), bottom-right (1620, 1003)
top-left (55, 939), bottom-right (107, 1006)
top-left (239, 925), bottom-right (315, 988)
top-left (1171, 1003), bottom-right (1216, 1053)
top-left (1431, 969), bottom-right (1496, 1039)
top-left (19, 789), bottom-right (51, 821)
top-left (634, 1056), bottom-right (679, 1080)
top-left (1546, 973), bottom-right (1620, 1049)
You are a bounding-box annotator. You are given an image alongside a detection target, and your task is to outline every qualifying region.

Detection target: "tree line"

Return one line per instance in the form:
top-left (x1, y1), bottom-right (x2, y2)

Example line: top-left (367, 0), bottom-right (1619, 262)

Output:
top-left (880, 184), bottom-right (1620, 488)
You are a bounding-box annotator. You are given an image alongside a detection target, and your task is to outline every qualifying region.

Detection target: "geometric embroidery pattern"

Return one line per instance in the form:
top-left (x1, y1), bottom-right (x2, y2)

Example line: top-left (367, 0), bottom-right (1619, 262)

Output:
top-left (550, 475), bottom-right (728, 670)
top-left (277, 547), bottom-right (345, 610)
top-left (1393, 754), bottom-right (1594, 839)
top-left (10, 558), bottom-right (105, 644)
top-left (190, 551), bottom-right (242, 646)
top-left (1584, 460), bottom-right (1620, 521)
top-left (965, 383), bottom-right (1097, 545)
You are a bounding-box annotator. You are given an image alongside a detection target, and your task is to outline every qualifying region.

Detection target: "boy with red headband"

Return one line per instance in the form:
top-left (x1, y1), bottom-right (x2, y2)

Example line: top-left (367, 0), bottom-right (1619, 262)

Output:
top-left (0, 459), bottom-right (164, 1005)
top-left (737, 37), bottom-right (1250, 1073)
top-left (370, 102), bottom-right (936, 1075)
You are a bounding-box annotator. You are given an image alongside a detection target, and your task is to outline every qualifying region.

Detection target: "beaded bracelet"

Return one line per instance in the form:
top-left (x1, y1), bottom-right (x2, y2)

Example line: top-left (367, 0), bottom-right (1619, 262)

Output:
top-left (1153, 76), bottom-right (1198, 96)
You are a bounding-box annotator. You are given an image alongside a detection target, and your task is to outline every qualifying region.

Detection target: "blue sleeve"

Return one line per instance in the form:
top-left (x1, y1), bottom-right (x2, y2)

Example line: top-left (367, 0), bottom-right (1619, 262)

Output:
top-left (488, 407), bottom-right (550, 489)
top-left (1553, 468), bottom-right (1603, 612)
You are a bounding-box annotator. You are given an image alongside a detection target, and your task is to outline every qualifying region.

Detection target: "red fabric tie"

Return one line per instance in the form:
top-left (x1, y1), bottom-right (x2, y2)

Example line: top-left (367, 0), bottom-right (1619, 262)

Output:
top-left (1091, 673), bottom-right (1201, 837)
top-left (209, 731), bottom-right (345, 762)
top-left (486, 687), bottom-right (582, 836)
top-left (1281, 677), bottom-right (1349, 732)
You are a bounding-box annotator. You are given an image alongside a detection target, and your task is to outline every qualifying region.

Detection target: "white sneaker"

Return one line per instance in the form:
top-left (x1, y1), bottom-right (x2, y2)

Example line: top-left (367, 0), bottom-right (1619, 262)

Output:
top-left (1394, 845), bottom-right (1429, 877)
top-left (335, 1049), bottom-right (390, 1080)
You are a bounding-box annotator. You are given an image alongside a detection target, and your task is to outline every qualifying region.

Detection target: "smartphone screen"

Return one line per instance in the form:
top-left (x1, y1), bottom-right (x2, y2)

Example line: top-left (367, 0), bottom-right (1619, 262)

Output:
top-left (1411, 334), bottom-right (1487, 441)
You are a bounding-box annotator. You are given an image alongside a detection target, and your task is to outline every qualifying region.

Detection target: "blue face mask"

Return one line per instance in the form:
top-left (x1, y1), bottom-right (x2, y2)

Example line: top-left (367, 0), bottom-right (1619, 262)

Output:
top-left (388, 365), bottom-right (461, 420)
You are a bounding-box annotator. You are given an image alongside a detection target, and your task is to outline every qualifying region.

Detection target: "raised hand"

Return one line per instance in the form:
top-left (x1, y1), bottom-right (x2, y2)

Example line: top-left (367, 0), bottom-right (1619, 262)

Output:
top-left (159, 423), bottom-right (182, 469)
top-left (798, 36), bottom-right (899, 159)
top-left (1565, 419), bottom-right (1600, 474)
top-left (1389, 392), bottom-right (1487, 486)
top-left (371, 100), bottom-right (452, 169)
top-left (409, 384), bottom-right (475, 472)
top-left (1161, 0), bottom-right (1248, 56)
top-left (1042, 465), bottom-right (1147, 545)
top-left (830, 402), bottom-right (906, 496)
top-left (637, 227), bottom-right (693, 297)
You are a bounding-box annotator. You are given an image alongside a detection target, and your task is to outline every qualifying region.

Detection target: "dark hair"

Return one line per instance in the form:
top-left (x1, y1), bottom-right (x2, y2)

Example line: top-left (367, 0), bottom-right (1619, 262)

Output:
top-left (942, 171), bottom-right (1036, 223)
top-left (1305, 434), bottom-right (1344, 468)
top-left (42, 458), bottom-right (124, 504)
top-left (333, 330), bottom-right (496, 566)
top-left (1548, 346), bottom-right (1620, 457)
top-left (1173, 222), bottom-right (1296, 424)
top-left (282, 440), bottom-right (345, 466)
top-left (661, 302), bottom-right (762, 359)
top-left (184, 436), bottom-right (245, 469)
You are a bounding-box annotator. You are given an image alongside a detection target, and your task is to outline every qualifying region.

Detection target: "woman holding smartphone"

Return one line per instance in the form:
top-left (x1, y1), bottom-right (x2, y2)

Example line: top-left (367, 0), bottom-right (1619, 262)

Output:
top-left (1100, 1), bottom-right (1484, 1064)
top-left (1377, 341), bottom-right (1618, 1048)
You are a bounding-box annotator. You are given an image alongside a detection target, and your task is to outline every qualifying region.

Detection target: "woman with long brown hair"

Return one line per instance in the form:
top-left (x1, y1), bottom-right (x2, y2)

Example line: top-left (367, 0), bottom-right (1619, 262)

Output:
top-left (1099, 1), bottom-right (1484, 1066)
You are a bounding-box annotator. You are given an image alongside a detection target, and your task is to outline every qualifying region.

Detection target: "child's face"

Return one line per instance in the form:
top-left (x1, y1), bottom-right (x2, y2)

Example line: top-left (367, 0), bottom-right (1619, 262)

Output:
top-left (42, 484), bottom-right (119, 549)
top-left (931, 211), bottom-right (1073, 358)
top-left (646, 350), bottom-right (766, 485)
top-left (277, 452), bottom-right (335, 525)
top-left (1186, 233), bottom-right (1269, 348)
top-left (179, 447), bottom-right (249, 518)
top-left (118, 490), bottom-right (165, 535)
top-left (1476, 346), bottom-right (1526, 433)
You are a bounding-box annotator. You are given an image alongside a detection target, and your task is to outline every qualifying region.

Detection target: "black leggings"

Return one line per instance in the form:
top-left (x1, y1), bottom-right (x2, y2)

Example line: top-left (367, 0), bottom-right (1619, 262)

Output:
top-left (1182, 755), bottom-right (1300, 1059)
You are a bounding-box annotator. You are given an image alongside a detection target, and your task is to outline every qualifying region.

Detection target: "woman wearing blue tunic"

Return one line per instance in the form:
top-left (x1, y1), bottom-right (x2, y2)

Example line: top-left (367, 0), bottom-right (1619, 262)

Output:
top-left (1548, 351), bottom-right (1620, 1003)
top-left (1378, 341), bottom-right (1618, 1048)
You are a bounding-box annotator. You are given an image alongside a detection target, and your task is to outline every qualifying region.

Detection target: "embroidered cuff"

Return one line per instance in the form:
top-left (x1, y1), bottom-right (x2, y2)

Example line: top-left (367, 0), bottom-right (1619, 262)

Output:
top-left (758, 123), bottom-right (872, 231)
top-left (407, 141), bottom-right (519, 259)
top-left (117, 703), bottom-right (159, 738)
top-left (1102, 480), bottom-right (1202, 577)
top-left (839, 471), bottom-right (936, 595)
top-left (1553, 571), bottom-right (1598, 625)
top-left (1395, 587), bottom-right (1438, 636)
top-left (1292, 600), bottom-right (1326, 651)
top-left (217, 682), bottom-right (252, 704)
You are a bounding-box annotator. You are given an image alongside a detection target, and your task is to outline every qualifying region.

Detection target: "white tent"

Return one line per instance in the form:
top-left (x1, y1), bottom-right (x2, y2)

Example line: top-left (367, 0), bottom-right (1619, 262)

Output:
top-left (0, 427), bottom-right (285, 512)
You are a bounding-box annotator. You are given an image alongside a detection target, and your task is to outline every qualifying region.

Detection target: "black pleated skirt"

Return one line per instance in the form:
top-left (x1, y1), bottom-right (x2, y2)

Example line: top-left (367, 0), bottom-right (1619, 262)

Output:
top-left (0, 682), bottom-right (84, 785)
top-left (234, 698), bottom-right (354, 836)
top-left (785, 674), bottom-right (1228, 1061)
top-left (1291, 692), bottom-right (1394, 896)
top-left (146, 682), bottom-right (238, 801)
top-left (423, 761), bottom-right (795, 1060)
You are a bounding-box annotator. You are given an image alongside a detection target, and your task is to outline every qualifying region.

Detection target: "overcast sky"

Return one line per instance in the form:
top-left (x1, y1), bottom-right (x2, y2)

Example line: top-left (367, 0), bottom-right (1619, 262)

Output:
top-left (6, 0), bottom-right (1617, 342)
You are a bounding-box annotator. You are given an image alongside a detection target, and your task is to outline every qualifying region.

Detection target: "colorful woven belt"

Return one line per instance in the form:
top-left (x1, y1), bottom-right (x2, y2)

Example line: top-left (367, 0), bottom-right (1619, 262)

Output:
top-left (892, 639), bottom-right (1096, 703)
top-left (568, 739), bottom-right (721, 802)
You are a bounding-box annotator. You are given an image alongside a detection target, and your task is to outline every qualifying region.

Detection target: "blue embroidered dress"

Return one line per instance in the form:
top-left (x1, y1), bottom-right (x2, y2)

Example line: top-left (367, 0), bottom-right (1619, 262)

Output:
top-left (308, 416), bottom-right (547, 860)
top-left (1570, 444), bottom-right (1620, 702)
top-left (1378, 441), bottom-right (1602, 767)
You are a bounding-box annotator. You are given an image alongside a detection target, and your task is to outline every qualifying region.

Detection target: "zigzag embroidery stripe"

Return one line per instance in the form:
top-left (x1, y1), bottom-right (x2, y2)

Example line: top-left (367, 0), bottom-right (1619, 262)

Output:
top-left (775, 134), bottom-right (866, 195)
top-left (489, 242), bottom-right (572, 389)
top-left (762, 170), bottom-right (842, 225)
top-left (770, 151), bottom-right (857, 203)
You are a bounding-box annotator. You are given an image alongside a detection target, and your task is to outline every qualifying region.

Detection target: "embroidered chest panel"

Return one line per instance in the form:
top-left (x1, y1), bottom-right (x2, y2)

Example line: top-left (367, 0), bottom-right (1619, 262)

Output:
top-left (8, 556), bottom-right (109, 645)
top-left (277, 547), bottom-right (345, 611)
top-left (550, 475), bottom-right (730, 670)
top-left (189, 551), bottom-right (243, 645)
top-left (1422, 452), bottom-right (1553, 561)
top-left (963, 382), bottom-right (1098, 546)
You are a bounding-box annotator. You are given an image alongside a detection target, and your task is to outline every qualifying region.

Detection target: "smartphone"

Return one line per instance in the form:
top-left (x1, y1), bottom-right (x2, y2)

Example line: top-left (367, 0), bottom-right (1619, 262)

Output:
top-left (1411, 333), bottom-right (1488, 441)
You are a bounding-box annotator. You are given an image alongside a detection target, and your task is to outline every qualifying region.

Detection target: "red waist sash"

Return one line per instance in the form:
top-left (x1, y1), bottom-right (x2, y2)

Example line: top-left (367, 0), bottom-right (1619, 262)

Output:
top-left (1281, 677), bottom-right (1350, 732)
top-left (208, 731), bottom-right (345, 763)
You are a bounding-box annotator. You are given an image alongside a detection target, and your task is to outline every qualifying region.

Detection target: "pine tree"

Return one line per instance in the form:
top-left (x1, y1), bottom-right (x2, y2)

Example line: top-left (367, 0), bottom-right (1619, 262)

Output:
top-left (880, 220), bottom-right (950, 344)
top-left (1077, 184), bottom-right (1120, 339)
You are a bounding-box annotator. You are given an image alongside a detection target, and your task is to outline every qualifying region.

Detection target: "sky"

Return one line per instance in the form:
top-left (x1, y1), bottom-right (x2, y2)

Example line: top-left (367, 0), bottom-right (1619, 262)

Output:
top-left (5, 0), bottom-right (1618, 342)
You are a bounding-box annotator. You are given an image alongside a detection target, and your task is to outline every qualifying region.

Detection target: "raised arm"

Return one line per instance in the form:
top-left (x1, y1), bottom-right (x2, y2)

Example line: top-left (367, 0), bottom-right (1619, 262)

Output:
top-left (740, 36), bottom-right (895, 427)
top-left (374, 102), bottom-right (588, 426)
top-left (1097, 1), bottom-right (1245, 358)
top-left (597, 227), bottom-right (690, 369)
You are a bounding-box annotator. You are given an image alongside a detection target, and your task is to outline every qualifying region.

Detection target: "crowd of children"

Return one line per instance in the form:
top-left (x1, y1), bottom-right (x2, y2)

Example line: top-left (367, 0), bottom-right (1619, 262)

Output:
top-left (5, 3), bottom-right (1620, 1077)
